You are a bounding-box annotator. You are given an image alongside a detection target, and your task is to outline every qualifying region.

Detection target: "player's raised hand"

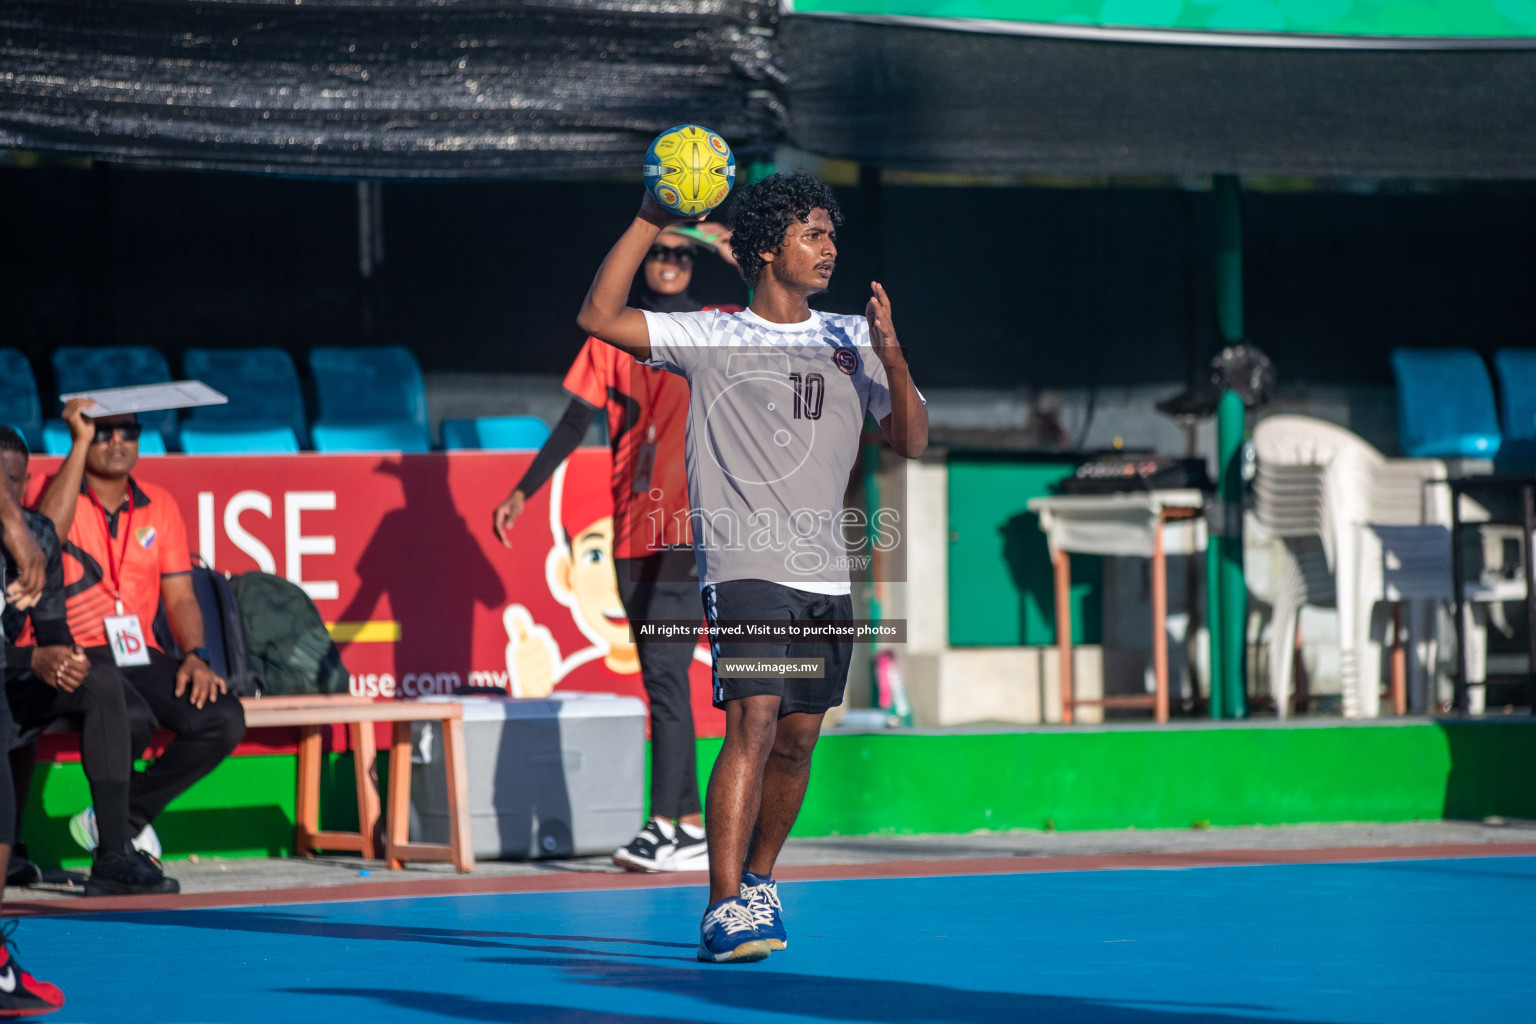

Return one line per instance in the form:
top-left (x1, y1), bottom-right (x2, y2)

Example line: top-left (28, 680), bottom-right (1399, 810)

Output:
top-left (865, 281), bottom-right (903, 364)
top-left (492, 489), bottom-right (527, 549)
top-left (638, 189), bottom-right (702, 230)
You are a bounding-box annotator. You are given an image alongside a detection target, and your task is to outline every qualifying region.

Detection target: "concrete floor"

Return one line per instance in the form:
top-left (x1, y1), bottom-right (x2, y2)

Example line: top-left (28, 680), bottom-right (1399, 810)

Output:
top-left (9, 817), bottom-right (1534, 901)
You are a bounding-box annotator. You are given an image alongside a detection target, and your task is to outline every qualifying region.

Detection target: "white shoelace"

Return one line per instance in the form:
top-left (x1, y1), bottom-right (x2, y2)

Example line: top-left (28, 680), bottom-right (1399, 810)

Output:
top-left (741, 879), bottom-right (781, 928)
top-left (705, 900), bottom-right (759, 937)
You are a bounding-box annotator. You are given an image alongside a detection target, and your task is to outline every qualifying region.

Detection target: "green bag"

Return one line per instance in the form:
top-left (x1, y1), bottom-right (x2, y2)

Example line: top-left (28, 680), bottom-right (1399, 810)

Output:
top-left (229, 571), bottom-right (350, 696)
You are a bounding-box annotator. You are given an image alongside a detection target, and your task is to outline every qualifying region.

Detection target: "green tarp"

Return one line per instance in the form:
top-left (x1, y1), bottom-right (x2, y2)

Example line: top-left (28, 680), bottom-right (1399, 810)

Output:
top-left (783, 0), bottom-right (1536, 42)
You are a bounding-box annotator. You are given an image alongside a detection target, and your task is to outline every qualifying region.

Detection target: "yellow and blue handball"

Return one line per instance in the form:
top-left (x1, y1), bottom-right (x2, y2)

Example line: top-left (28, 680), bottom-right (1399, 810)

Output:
top-left (643, 124), bottom-right (735, 217)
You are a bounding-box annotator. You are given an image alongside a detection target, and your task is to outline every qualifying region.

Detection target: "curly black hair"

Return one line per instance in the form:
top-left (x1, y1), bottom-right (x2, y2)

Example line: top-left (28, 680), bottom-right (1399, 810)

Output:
top-left (0, 425), bottom-right (28, 459)
top-left (726, 171), bottom-right (844, 288)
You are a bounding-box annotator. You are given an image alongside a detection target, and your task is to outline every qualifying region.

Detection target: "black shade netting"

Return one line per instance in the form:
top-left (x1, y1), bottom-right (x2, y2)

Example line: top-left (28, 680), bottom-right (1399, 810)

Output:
top-left (0, 0), bottom-right (786, 178)
top-left (781, 18), bottom-right (1536, 179)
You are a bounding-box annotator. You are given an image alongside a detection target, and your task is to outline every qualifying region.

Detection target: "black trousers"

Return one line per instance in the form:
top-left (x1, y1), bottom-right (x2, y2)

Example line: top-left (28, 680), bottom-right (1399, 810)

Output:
top-left (6, 655), bottom-right (137, 854)
top-left (0, 643), bottom-right (13, 849)
top-left (616, 552), bottom-right (704, 821)
top-left (85, 647), bottom-right (246, 833)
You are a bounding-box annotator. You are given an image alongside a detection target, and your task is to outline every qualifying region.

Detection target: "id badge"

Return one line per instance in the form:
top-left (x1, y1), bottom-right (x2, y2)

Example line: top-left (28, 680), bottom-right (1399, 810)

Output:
top-left (104, 614), bottom-right (152, 667)
top-left (631, 441), bottom-right (657, 496)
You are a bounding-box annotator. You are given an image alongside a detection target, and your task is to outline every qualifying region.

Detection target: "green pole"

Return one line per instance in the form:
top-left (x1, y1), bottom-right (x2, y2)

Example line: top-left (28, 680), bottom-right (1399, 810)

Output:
top-left (1210, 174), bottom-right (1248, 719)
top-left (862, 437), bottom-right (885, 709)
top-left (741, 157), bottom-right (775, 304)
top-left (1205, 519), bottom-right (1224, 719)
top-left (1217, 390), bottom-right (1248, 718)
top-left (857, 164), bottom-right (890, 713)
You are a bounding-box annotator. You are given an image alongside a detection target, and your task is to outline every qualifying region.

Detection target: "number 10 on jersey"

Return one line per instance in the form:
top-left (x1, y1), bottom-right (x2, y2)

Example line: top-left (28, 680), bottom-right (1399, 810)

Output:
top-left (789, 372), bottom-right (824, 420)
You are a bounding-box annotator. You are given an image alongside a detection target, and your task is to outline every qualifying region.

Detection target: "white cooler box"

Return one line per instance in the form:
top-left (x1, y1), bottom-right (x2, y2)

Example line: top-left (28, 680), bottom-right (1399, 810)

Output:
top-left (408, 693), bottom-right (646, 860)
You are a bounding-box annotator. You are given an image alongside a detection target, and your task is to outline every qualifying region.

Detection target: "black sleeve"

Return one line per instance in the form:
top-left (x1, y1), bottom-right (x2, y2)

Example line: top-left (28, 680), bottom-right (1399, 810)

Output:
top-left (7, 512), bottom-right (73, 651)
top-left (513, 398), bottom-right (598, 499)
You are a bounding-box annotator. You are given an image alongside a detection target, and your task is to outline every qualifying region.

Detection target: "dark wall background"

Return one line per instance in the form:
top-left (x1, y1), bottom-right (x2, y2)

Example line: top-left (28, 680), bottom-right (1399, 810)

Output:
top-left (2, 164), bottom-right (1533, 400)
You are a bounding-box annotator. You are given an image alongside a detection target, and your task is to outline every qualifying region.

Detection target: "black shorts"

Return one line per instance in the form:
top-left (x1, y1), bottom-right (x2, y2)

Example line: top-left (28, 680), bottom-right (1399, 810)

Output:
top-left (702, 579), bottom-right (853, 715)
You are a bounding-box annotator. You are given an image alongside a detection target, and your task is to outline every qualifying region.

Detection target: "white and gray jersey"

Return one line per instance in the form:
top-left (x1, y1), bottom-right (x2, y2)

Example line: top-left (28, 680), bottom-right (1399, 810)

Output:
top-left (642, 306), bottom-right (917, 595)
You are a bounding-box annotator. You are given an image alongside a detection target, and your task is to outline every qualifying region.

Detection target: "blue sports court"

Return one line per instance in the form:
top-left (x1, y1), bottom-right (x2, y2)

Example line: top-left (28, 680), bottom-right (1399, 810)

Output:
top-left (13, 853), bottom-right (1534, 1023)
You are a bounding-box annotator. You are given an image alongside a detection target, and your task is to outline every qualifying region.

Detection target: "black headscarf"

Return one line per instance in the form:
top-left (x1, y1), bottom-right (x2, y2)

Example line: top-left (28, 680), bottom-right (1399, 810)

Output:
top-left (630, 280), bottom-right (700, 315)
top-left (629, 237), bottom-right (702, 314)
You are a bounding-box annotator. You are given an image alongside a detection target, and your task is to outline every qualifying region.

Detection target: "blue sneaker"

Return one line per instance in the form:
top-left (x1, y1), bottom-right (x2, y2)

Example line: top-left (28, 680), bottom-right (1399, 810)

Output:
top-left (740, 871), bottom-right (786, 950)
top-left (697, 897), bottom-right (772, 963)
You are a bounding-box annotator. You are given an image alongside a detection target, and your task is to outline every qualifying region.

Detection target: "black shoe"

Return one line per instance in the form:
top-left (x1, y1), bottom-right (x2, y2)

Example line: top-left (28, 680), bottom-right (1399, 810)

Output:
top-left (664, 825), bottom-right (709, 872)
top-left (0, 920), bottom-right (65, 1017)
top-left (612, 818), bottom-right (672, 872)
top-left (85, 846), bottom-right (180, 897)
top-left (5, 844), bottom-right (42, 888)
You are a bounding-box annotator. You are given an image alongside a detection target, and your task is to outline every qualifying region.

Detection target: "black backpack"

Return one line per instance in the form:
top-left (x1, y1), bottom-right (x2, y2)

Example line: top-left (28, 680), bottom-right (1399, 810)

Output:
top-left (153, 560), bottom-right (260, 697)
top-left (229, 571), bottom-right (349, 696)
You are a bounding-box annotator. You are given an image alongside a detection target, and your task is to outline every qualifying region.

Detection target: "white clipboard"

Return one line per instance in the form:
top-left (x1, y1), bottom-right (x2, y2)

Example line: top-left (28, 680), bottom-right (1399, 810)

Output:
top-left (59, 380), bottom-right (229, 416)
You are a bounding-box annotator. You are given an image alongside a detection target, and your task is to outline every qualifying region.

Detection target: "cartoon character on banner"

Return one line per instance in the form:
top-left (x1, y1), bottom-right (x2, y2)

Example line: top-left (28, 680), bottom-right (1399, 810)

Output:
top-left (501, 461), bottom-right (639, 697)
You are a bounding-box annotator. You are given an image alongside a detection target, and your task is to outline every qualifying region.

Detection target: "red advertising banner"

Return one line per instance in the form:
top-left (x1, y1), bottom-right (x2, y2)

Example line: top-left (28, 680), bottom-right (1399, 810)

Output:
top-left (25, 450), bottom-right (725, 737)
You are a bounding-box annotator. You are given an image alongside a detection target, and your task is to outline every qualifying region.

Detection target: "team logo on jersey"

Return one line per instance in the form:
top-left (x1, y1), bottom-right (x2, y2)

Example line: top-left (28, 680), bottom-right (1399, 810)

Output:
top-left (136, 526), bottom-right (156, 549)
top-left (833, 348), bottom-right (859, 376)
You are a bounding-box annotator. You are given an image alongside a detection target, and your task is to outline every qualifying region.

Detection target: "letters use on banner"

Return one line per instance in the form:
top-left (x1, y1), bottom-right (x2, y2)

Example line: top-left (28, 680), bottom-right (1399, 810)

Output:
top-left (25, 450), bottom-right (725, 737)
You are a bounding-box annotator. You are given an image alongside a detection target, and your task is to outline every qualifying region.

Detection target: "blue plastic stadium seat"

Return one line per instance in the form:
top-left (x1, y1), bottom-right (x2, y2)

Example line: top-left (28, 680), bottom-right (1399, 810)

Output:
top-left (179, 422), bottom-right (300, 455)
top-left (0, 349), bottom-right (43, 451)
top-left (182, 347), bottom-right (309, 450)
top-left (1390, 349), bottom-right (1501, 459)
top-left (52, 345), bottom-right (176, 451)
top-left (42, 419), bottom-right (167, 457)
top-left (440, 415), bottom-right (551, 451)
top-left (308, 346), bottom-right (431, 453)
top-left (311, 421), bottom-right (431, 454)
top-left (1493, 349), bottom-right (1536, 467)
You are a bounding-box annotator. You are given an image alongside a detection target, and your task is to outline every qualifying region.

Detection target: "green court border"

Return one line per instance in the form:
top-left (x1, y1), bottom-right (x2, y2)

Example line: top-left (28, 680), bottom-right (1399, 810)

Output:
top-left (22, 719), bottom-right (1535, 868)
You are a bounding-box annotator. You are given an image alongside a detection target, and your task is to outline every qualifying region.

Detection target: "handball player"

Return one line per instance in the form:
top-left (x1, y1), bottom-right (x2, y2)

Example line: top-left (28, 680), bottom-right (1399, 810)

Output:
top-left (576, 171), bottom-right (928, 962)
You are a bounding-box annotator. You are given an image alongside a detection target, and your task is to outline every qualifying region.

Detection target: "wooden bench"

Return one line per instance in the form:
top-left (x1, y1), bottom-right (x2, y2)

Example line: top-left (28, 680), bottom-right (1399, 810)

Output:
top-left (239, 696), bottom-right (474, 873)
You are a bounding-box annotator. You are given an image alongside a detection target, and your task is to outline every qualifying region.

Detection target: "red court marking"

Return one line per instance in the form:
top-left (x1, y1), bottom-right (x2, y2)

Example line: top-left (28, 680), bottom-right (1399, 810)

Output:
top-left (11, 841), bottom-right (1536, 918)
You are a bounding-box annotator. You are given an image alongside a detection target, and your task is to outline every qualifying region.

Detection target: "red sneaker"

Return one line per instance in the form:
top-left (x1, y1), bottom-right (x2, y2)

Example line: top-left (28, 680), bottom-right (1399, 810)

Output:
top-left (0, 922), bottom-right (64, 1018)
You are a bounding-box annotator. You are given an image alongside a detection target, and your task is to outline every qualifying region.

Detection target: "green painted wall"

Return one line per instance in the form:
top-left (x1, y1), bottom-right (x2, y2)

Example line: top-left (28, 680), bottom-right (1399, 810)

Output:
top-left (946, 456), bottom-right (1101, 647)
top-left (24, 752), bottom-right (393, 869)
top-left (22, 721), bottom-right (1536, 868)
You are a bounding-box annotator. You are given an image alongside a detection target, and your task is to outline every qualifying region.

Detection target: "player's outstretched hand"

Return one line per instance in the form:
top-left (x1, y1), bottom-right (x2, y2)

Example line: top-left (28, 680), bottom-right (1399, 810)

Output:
top-left (866, 281), bottom-right (903, 364)
top-left (492, 489), bottom-right (527, 549)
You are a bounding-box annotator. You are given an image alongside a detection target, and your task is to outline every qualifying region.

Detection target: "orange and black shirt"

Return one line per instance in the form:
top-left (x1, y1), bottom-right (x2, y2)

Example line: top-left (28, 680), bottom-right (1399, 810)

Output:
top-left (39, 476), bottom-right (192, 650)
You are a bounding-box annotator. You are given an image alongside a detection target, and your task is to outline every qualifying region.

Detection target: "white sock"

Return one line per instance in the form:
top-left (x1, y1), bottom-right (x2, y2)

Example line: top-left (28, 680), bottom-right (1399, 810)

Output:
top-left (677, 821), bottom-right (705, 841)
top-left (652, 817), bottom-right (677, 842)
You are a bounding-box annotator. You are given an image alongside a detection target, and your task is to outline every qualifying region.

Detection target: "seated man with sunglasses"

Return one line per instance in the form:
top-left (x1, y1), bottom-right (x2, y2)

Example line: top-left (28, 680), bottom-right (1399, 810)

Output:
top-left (31, 399), bottom-right (246, 867)
top-left (0, 424), bottom-right (177, 896)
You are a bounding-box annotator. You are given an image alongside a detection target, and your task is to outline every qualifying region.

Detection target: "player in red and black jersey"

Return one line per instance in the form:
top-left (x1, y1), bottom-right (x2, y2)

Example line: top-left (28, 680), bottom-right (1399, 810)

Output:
top-left (492, 223), bottom-right (740, 873)
top-left (0, 432), bottom-right (64, 1017)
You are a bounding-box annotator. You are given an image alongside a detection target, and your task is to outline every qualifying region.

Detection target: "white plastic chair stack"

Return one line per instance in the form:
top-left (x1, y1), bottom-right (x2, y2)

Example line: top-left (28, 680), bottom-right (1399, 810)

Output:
top-left (1253, 416), bottom-right (1450, 718)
